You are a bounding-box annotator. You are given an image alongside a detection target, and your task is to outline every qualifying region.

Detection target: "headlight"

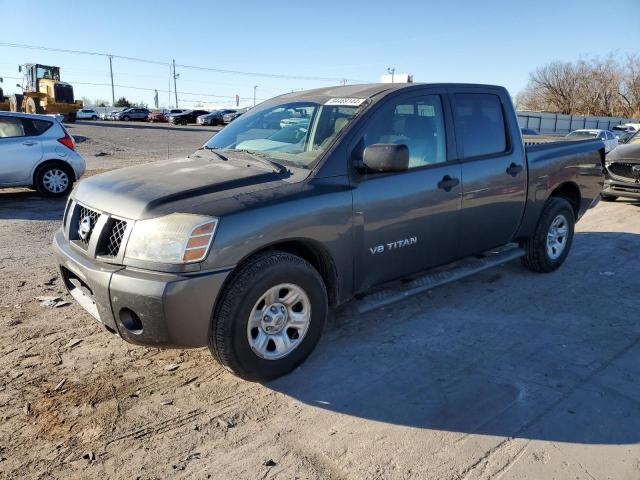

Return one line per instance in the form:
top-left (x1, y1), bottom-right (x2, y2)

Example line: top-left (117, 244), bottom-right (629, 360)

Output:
top-left (125, 213), bottom-right (218, 264)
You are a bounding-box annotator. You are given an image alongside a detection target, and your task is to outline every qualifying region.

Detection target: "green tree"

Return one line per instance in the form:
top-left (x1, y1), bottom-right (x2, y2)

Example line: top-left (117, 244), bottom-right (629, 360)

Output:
top-left (114, 97), bottom-right (131, 108)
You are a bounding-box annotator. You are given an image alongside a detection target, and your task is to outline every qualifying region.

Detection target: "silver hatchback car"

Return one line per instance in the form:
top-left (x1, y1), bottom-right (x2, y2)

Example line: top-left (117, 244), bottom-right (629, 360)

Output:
top-left (0, 112), bottom-right (86, 197)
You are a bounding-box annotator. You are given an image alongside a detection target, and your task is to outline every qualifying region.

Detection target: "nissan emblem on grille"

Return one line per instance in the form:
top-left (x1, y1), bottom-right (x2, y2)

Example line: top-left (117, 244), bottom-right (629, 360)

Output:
top-left (78, 216), bottom-right (94, 241)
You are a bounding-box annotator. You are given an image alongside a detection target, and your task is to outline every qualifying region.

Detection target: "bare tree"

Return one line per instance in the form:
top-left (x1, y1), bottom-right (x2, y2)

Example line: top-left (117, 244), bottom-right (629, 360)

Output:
top-left (516, 54), bottom-right (640, 118)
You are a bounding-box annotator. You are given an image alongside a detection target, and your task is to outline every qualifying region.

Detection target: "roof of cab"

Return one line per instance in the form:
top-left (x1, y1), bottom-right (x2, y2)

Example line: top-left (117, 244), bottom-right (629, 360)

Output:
top-left (275, 83), bottom-right (507, 102)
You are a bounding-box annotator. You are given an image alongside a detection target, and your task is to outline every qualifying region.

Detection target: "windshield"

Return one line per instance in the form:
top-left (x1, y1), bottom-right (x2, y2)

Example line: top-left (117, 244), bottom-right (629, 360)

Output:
top-left (36, 66), bottom-right (60, 81)
top-left (629, 132), bottom-right (640, 145)
top-left (205, 101), bottom-right (361, 168)
top-left (567, 131), bottom-right (597, 138)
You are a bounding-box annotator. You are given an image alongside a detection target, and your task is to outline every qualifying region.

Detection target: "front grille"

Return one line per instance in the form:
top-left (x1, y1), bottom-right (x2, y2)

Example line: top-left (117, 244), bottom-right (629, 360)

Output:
top-left (54, 83), bottom-right (75, 103)
top-left (102, 219), bottom-right (127, 257)
top-left (76, 206), bottom-right (101, 247)
top-left (608, 162), bottom-right (640, 182)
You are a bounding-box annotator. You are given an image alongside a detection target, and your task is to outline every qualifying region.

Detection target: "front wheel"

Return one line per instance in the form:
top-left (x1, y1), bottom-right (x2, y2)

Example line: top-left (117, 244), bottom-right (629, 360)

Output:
top-left (520, 197), bottom-right (575, 273)
top-left (209, 251), bottom-right (328, 381)
top-left (600, 193), bottom-right (617, 202)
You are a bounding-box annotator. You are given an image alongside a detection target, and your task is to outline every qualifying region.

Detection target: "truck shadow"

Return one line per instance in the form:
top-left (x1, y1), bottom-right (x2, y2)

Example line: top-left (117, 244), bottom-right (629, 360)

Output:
top-left (0, 189), bottom-right (67, 221)
top-left (269, 230), bottom-right (640, 445)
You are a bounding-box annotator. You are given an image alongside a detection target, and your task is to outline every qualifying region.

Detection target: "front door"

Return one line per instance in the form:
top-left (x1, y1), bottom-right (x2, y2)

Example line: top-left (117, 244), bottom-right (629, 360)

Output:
top-left (0, 115), bottom-right (43, 185)
top-left (351, 91), bottom-right (462, 291)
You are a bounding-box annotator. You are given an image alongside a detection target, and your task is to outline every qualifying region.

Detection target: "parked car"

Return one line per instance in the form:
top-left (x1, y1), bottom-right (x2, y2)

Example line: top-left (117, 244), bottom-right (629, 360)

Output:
top-left (223, 107), bottom-right (249, 124)
top-left (0, 112), bottom-right (85, 197)
top-left (566, 129), bottom-right (618, 153)
top-left (196, 109), bottom-right (237, 126)
top-left (54, 83), bottom-right (604, 381)
top-left (520, 128), bottom-right (538, 135)
top-left (168, 109), bottom-right (210, 125)
top-left (601, 131), bottom-right (640, 201)
top-left (76, 109), bottom-right (99, 120)
top-left (148, 109), bottom-right (186, 123)
top-left (114, 108), bottom-right (151, 121)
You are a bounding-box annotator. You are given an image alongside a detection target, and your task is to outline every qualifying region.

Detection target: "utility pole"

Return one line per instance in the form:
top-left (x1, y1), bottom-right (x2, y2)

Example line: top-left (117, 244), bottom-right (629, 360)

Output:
top-left (172, 59), bottom-right (179, 108)
top-left (387, 67), bottom-right (395, 83)
top-left (253, 85), bottom-right (258, 107)
top-left (108, 55), bottom-right (115, 106)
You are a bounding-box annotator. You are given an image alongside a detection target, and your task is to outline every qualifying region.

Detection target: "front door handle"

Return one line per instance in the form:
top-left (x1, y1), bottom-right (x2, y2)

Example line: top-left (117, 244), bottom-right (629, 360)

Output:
top-left (437, 175), bottom-right (460, 192)
top-left (506, 162), bottom-right (523, 177)
top-left (22, 140), bottom-right (37, 146)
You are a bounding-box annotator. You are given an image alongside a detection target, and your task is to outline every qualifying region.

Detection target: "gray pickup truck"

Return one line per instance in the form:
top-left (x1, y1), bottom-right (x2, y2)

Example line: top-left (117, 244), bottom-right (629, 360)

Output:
top-left (54, 83), bottom-right (605, 381)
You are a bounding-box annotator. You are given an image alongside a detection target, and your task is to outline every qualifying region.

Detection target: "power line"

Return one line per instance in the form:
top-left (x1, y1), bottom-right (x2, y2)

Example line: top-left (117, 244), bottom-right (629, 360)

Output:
top-left (0, 42), bottom-right (369, 83)
top-left (2, 75), bottom-right (267, 102)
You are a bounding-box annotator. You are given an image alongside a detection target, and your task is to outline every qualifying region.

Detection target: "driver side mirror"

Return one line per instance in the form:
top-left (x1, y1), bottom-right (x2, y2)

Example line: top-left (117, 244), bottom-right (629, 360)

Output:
top-left (362, 143), bottom-right (409, 173)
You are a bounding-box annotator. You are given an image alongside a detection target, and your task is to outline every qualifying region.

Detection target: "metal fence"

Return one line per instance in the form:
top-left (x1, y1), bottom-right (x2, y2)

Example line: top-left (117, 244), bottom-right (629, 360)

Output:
top-left (517, 111), bottom-right (638, 134)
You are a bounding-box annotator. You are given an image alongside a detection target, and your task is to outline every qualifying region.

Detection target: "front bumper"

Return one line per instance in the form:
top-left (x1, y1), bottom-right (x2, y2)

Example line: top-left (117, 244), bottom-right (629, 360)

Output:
top-left (604, 177), bottom-right (640, 199)
top-left (53, 228), bottom-right (231, 348)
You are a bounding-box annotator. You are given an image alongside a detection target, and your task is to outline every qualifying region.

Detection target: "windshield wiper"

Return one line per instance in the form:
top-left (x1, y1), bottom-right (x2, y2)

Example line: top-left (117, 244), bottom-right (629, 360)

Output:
top-left (198, 146), bottom-right (229, 161)
top-left (232, 149), bottom-right (287, 174)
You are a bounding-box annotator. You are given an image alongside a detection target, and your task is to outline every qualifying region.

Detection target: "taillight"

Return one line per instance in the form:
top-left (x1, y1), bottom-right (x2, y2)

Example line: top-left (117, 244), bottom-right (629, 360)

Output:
top-left (57, 130), bottom-right (75, 151)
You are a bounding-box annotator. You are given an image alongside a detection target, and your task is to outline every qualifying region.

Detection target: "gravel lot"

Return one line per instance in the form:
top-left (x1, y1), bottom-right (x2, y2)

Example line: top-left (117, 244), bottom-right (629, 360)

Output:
top-left (1, 122), bottom-right (639, 480)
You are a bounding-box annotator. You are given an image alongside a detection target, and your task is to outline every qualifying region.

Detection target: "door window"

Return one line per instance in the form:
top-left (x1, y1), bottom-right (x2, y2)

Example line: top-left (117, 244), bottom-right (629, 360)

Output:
top-left (453, 93), bottom-right (507, 158)
top-left (356, 94), bottom-right (447, 168)
top-left (0, 117), bottom-right (26, 138)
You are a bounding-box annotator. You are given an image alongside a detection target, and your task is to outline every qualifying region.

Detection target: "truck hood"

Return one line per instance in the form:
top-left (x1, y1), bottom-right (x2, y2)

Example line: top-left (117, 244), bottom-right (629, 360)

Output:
top-left (72, 154), bottom-right (303, 219)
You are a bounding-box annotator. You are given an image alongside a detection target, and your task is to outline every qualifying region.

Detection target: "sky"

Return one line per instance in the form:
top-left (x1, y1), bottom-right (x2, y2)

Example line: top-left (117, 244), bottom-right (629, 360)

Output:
top-left (0, 0), bottom-right (638, 109)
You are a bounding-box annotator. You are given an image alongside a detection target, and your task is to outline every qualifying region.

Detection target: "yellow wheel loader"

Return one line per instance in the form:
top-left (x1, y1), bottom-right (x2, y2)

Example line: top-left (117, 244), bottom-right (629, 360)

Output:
top-left (9, 64), bottom-right (82, 122)
top-left (0, 86), bottom-right (9, 112)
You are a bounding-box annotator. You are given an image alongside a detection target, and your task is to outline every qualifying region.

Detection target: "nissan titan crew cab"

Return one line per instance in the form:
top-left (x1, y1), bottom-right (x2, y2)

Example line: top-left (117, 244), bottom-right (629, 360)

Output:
top-left (54, 83), bottom-right (605, 381)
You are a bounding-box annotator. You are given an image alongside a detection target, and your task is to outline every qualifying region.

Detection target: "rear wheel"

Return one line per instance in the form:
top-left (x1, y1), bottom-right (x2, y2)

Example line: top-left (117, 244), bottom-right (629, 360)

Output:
top-left (25, 97), bottom-right (44, 114)
top-left (520, 197), bottom-right (575, 273)
top-left (209, 251), bottom-right (328, 381)
top-left (35, 163), bottom-right (74, 197)
top-left (9, 94), bottom-right (23, 112)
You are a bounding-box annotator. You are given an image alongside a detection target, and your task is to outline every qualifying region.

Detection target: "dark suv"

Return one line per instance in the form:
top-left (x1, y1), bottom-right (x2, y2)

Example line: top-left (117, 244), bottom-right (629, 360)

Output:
top-left (169, 109), bottom-right (210, 125)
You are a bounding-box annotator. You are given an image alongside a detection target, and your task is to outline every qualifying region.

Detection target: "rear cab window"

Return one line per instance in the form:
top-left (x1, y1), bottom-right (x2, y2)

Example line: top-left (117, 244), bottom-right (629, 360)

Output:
top-left (452, 93), bottom-right (507, 158)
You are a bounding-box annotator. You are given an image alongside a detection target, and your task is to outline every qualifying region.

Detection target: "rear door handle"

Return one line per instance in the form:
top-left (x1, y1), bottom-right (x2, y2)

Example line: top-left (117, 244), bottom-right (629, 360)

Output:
top-left (506, 162), bottom-right (523, 177)
top-left (437, 175), bottom-right (460, 192)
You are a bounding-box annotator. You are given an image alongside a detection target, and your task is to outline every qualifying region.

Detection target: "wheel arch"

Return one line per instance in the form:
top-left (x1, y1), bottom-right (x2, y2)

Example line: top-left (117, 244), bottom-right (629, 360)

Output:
top-left (227, 238), bottom-right (340, 307)
top-left (548, 181), bottom-right (581, 218)
top-left (32, 159), bottom-right (76, 186)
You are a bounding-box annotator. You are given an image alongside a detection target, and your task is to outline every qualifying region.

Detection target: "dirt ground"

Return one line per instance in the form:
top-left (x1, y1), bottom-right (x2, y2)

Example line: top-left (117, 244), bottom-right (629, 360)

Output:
top-left (1, 121), bottom-right (639, 480)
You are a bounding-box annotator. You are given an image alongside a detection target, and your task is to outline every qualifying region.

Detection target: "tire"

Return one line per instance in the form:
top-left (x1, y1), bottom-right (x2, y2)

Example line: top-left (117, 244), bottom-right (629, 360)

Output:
top-left (9, 94), bottom-right (23, 112)
top-left (35, 162), bottom-right (74, 197)
top-left (123, 115), bottom-right (130, 121)
top-left (209, 251), bottom-right (328, 381)
top-left (25, 97), bottom-right (44, 114)
top-left (91, 115), bottom-right (97, 120)
top-left (520, 197), bottom-right (575, 273)
top-left (600, 193), bottom-right (617, 202)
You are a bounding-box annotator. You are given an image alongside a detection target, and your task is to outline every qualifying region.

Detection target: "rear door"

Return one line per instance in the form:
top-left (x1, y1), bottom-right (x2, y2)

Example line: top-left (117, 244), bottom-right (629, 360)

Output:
top-left (0, 115), bottom-right (44, 184)
top-left (450, 88), bottom-right (527, 256)
top-left (351, 88), bottom-right (462, 290)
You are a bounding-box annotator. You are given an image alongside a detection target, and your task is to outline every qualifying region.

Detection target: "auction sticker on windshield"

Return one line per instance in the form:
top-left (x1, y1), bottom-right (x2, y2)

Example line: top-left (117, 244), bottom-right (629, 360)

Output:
top-left (325, 98), bottom-right (366, 106)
